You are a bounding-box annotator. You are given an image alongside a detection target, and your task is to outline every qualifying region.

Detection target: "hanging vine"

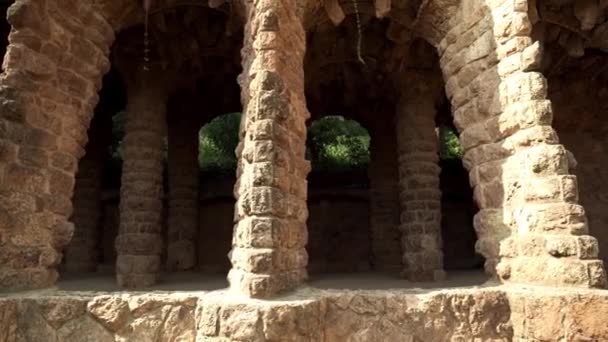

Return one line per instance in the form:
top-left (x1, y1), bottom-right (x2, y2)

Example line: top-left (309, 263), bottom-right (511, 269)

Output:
top-left (143, 0), bottom-right (152, 71)
top-left (351, 0), bottom-right (366, 65)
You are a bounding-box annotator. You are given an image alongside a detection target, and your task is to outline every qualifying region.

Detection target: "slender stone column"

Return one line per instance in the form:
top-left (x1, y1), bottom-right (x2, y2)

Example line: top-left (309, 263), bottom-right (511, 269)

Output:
top-left (63, 114), bottom-right (111, 272)
top-left (166, 116), bottom-right (200, 271)
top-left (229, 0), bottom-right (311, 298)
top-left (368, 119), bottom-right (402, 272)
top-left (115, 70), bottom-right (168, 288)
top-left (396, 76), bottom-right (445, 281)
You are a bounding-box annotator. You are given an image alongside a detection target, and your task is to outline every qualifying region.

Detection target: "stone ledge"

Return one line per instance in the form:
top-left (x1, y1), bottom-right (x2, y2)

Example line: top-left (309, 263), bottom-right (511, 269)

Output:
top-left (1, 285), bottom-right (607, 341)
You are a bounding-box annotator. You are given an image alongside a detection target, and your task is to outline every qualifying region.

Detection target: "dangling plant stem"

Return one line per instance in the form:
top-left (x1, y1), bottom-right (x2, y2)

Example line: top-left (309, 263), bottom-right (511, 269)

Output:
top-left (143, 0), bottom-right (151, 71)
top-left (351, 0), bottom-right (366, 65)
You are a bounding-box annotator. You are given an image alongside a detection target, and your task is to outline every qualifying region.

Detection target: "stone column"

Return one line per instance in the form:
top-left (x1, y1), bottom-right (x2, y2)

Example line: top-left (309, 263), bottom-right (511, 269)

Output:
top-left (63, 114), bottom-right (111, 272)
top-left (166, 116), bottom-right (200, 271)
top-left (395, 76), bottom-right (445, 281)
top-left (435, 0), bottom-right (607, 287)
top-left (229, 0), bottom-right (311, 298)
top-left (115, 69), bottom-right (168, 289)
top-left (368, 118), bottom-right (402, 272)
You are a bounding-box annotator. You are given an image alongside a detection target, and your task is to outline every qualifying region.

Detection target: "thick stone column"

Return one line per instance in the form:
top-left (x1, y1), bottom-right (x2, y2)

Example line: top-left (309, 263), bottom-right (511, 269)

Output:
top-left (166, 116), bottom-right (200, 271)
top-left (229, 0), bottom-right (311, 298)
top-left (115, 70), bottom-right (168, 289)
top-left (63, 115), bottom-right (110, 272)
top-left (368, 119), bottom-right (402, 272)
top-left (395, 77), bottom-right (445, 281)
top-left (435, 0), bottom-right (606, 287)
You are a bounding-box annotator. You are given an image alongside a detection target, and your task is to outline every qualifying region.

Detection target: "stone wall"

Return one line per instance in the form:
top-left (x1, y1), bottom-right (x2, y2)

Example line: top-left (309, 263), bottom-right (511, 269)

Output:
top-left (2, 286), bottom-right (608, 341)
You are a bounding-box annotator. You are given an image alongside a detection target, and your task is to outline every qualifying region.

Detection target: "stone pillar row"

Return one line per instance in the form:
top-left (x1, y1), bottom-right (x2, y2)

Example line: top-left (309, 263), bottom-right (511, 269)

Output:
top-left (115, 70), bottom-right (168, 288)
top-left (395, 80), bottom-right (445, 281)
top-left (228, 0), bottom-right (311, 298)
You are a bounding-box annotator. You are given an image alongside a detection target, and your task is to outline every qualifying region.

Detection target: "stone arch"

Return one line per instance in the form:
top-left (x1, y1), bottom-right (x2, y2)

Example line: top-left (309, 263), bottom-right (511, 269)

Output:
top-left (0, 0), bottom-right (119, 289)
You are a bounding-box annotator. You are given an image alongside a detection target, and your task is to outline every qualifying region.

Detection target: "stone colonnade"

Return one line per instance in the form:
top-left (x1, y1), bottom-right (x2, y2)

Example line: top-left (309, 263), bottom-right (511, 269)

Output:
top-left (0, 0), bottom-right (606, 295)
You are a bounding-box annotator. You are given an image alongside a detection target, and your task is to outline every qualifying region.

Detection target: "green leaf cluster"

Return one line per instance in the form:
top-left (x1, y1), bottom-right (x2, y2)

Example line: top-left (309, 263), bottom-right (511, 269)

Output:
top-left (198, 112), bottom-right (241, 172)
top-left (306, 116), bottom-right (370, 172)
top-left (439, 126), bottom-right (463, 160)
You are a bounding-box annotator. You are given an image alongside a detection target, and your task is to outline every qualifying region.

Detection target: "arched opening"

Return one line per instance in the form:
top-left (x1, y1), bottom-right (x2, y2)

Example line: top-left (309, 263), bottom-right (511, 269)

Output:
top-left (304, 10), bottom-right (486, 289)
top-left (57, 4), bottom-right (243, 290)
top-left (197, 112), bottom-right (241, 274)
top-left (306, 116), bottom-right (371, 274)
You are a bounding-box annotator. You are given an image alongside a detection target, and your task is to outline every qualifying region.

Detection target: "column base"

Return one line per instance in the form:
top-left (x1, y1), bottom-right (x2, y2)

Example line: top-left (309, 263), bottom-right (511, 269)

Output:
top-left (228, 268), bottom-right (307, 298)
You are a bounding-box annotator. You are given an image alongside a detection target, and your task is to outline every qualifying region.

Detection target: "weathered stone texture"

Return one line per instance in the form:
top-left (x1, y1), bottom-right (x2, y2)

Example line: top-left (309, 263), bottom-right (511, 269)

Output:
top-left (0, 0), bottom-right (113, 289)
top-left (437, 0), bottom-right (607, 287)
top-left (229, 0), bottom-right (311, 298)
top-left (116, 75), bottom-right (168, 289)
top-left (396, 75), bottom-right (445, 281)
top-left (2, 286), bottom-right (608, 341)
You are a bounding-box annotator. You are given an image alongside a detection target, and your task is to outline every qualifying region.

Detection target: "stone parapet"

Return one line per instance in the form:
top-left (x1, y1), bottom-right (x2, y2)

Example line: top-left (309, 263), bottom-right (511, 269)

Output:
top-left (1, 285), bottom-right (608, 341)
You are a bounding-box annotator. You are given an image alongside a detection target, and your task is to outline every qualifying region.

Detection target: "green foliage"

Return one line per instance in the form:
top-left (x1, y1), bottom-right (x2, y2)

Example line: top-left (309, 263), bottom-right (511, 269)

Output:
top-left (198, 112), bottom-right (241, 172)
top-left (307, 116), bottom-right (370, 172)
top-left (110, 111), bottom-right (126, 161)
top-left (439, 126), bottom-right (464, 160)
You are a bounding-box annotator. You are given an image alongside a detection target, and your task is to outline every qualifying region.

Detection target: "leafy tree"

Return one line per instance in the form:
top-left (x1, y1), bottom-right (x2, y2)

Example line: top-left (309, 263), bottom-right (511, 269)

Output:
top-left (307, 116), bottom-right (370, 172)
top-left (198, 112), bottom-right (241, 171)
